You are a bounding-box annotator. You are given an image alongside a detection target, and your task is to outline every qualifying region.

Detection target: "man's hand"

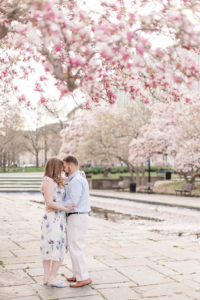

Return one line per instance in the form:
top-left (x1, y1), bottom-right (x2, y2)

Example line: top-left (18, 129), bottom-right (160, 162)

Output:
top-left (45, 205), bottom-right (56, 213)
top-left (80, 170), bottom-right (86, 178)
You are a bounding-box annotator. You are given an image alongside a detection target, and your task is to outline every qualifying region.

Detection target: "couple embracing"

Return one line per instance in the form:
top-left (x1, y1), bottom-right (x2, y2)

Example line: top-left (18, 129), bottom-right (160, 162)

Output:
top-left (40, 155), bottom-right (92, 288)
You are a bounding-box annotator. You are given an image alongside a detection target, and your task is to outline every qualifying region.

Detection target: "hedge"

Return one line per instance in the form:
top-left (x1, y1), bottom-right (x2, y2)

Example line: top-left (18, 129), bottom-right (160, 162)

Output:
top-left (81, 166), bottom-right (173, 175)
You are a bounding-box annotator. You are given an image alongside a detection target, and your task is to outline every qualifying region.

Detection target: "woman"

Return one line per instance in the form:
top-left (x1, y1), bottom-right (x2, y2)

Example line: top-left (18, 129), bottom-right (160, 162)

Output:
top-left (40, 157), bottom-right (76, 288)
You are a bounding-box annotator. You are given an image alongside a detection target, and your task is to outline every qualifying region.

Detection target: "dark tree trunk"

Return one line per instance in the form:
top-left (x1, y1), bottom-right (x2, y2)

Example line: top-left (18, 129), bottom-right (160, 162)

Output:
top-left (103, 166), bottom-right (109, 178)
top-left (140, 163), bottom-right (145, 186)
top-left (36, 151), bottom-right (39, 168)
top-left (180, 170), bottom-right (200, 187)
top-left (127, 163), bottom-right (134, 183)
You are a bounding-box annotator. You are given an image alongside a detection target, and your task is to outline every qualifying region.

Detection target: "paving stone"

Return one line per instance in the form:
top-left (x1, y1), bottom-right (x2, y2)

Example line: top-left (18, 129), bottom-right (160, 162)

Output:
top-left (185, 290), bottom-right (200, 299)
top-left (0, 240), bottom-right (21, 251)
top-left (0, 270), bottom-right (34, 286)
top-left (31, 283), bottom-right (98, 300)
top-left (4, 262), bottom-right (43, 270)
top-left (33, 274), bottom-right (68, 285)
top-left (148, 263), bottom-right (181, 276)
top-left (117, 265), bottom-right (173, 285)
top-left (93, 281), bottom-right (136, 289)
top-left (7, 297), bottom-right (40, 300)
top-left (17, 241), bottom-right (40, 249)
top-left (0, 250), bottom-right (15, 258)
top-left (97, 257), bottom-right (150, 268)
top-left (163, 260), bottom-right (200, 274)
top-left (0, 285), bottom-right (36, 299)
top-left (147, 295), bottom-right (191, 300)
top-left (27, 265), bottom-right (71, 277)
top-left (10, 234), bottom-right (39, 243)
top-left (113, 249), bottom-right (162, 259)
top-left (89, 269), bottom-right (130, 285)
top-left (65, 296), bottom-right (104, 300)
top-left (11, 249), bottom-right (40, 257)
top-left (92, 254), bottom-right (124, 260)
top-left (171, 274), bottom-right (200, 290)
top-left (3, 256), bottom-right (41, 265)
top-left (133, 282), bottom-right (193, 298)
top-left (98, 286), bottom-right (140, 300)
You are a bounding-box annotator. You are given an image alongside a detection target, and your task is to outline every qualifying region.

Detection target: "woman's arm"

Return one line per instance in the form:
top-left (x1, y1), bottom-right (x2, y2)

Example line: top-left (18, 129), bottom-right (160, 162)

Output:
top-left (42, 179), bottom-right (76, 211)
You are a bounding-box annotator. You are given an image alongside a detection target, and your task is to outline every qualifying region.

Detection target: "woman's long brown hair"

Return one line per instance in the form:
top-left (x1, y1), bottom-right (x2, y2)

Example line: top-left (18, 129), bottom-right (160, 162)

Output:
top-left (44, 157), bottom-right (64, 188)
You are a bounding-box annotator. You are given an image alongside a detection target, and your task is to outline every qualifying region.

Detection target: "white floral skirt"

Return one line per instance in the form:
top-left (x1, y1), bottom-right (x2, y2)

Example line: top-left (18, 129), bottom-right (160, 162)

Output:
top-left (40, 210), bottom-right (67, 261)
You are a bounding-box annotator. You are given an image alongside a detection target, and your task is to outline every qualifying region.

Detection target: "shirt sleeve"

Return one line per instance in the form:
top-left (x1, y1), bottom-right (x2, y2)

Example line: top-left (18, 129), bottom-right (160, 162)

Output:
top-left (59, 179), bottom-right (83, 207)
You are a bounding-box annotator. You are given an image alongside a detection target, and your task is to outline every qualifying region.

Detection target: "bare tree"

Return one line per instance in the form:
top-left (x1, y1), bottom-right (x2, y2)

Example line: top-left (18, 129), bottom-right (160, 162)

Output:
top-left (0, 113), bottom-right (25, 172)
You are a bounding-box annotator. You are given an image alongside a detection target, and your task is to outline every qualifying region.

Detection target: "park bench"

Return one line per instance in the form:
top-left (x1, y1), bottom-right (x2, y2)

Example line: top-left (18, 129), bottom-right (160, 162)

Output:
top-left (113, 180), bottom-right (129, 191)
top-left (175, 183), bottom-right (193, 196)
top-left (139, 182), bottom-right (155, 192)
top-left (156, 170), bottom-right (166, 175)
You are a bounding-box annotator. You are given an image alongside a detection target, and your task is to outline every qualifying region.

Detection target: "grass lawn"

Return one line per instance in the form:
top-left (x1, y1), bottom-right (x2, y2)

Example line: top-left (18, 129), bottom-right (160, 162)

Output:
top-left (0, 167), bottom-right (44, 173)
top-left (154, 180), bottom-right (200, 196)
top-left (91, 172), bottom-right (179, 179)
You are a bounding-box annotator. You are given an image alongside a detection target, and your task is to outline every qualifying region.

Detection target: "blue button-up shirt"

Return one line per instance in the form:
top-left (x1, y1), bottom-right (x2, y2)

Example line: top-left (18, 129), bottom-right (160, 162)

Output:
top-left (60, 170), bottom-right (91, 213)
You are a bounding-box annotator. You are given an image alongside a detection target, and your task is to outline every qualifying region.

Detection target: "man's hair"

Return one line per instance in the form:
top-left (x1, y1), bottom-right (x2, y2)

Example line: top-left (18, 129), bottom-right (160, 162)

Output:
top-left (63, 155), bottom-right (79, 166)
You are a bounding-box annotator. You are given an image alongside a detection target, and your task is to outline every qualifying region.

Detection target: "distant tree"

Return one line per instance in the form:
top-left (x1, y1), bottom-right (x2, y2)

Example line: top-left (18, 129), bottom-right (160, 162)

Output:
top-left (59, 103), bottom-right (150, 181)
top-left (129, 100), bottom-right (200, 185)
top-left (0, 113), bottom-right (25, 172)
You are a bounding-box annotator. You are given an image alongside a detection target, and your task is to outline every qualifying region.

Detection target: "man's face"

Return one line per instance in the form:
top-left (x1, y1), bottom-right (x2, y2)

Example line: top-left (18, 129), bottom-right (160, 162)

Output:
top-left (63, 161), bottom-right (72, 176)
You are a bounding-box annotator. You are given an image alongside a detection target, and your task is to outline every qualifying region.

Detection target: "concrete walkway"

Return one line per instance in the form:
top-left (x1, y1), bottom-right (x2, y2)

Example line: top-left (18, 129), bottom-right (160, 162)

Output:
top-left (1, 192), bottom-right (200, 300)
top-left (90, 190), bottom-right (200, 210)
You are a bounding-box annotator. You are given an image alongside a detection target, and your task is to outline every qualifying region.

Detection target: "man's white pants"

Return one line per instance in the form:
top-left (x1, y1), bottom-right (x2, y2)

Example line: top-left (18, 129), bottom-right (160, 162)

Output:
top-left (67, 214), bottom-right (89, 281)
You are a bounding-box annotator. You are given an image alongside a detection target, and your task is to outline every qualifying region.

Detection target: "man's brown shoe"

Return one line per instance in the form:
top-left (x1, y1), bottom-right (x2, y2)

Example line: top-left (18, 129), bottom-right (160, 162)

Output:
top-left (70, 278), bottom-right (92, 287)
top-left (66, 277), bottom-right (76, 282)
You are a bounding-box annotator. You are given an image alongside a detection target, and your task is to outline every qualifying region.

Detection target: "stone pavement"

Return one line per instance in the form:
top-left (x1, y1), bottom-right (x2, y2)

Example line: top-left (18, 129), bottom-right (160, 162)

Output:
top-left (1, 193), bottom-right (200, 300)
top-left (90, 189), bottom-right (200, 210)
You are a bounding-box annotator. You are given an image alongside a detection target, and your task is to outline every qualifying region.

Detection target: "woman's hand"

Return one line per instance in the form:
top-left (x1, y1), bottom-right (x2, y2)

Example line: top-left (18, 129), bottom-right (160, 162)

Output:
top-left (66, 203), bottom-right (78, 211)
top-left (45, 206), bottom-right (56, 213)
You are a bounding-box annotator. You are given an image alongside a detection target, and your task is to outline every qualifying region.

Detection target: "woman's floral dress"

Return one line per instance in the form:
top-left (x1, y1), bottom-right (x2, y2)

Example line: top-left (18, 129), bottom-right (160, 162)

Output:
top-left (40, 176), bottom-right (67, 261)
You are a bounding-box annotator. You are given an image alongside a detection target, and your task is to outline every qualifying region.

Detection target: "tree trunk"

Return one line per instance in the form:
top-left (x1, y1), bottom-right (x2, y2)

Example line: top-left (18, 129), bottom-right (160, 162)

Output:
top-left (2, 151), bottom-right (6, 173)
top-left (45, 139), bottom-right (48, 162)
top-left (135, 169), bottom-right (140, 186)
top-left (103, 166), bottom-right (109, 178)
top-left (140, 163), bottom-right (145, 186)
top-left (127, 163), bottom-right (134, 183)
top-left (36, 151), bottom-right (39, 168)
top-left (180, 170), bottom-right (200, 186)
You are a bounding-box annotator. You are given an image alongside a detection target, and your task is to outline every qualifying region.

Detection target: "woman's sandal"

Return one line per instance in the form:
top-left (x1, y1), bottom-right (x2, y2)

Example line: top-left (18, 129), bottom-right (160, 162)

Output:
top-left (43, 278), bottom-right (49, 285)
top-left (47, 280), bottom-right (66, 288)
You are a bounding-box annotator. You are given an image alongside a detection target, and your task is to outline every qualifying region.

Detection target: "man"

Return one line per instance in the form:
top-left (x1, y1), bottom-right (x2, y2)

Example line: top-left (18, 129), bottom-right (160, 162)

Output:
top-left (47, 155), bottom-right (92, 287)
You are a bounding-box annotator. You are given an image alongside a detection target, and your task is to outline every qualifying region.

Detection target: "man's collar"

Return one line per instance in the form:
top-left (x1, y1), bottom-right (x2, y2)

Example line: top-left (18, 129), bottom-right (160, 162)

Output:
top-left (69, 170), bottom-right (80, 182)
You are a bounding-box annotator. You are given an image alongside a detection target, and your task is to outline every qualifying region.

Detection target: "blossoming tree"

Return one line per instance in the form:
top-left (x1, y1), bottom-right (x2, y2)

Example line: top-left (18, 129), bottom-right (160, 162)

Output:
top-left (129, 100), bottom-right (200, 185)
top-left (59, 103), bottom-right (150, 181)
top-left (0, 0), bottom-right (200, 112)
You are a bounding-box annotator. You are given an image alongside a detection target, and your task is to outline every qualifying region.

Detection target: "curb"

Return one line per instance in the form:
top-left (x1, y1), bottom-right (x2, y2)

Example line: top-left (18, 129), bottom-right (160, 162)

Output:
top-left (90, 193), bottom-right (200, 211)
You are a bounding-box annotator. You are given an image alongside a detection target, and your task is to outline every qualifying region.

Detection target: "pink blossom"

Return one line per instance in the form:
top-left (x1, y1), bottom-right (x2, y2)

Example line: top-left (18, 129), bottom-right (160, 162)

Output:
top-left (40, 96), bottom-right (46, 103)
top-left (137, 43), bottom-right (145, 55)
top-left (55, 44), bottom-right (62, 52)
top-left (127, 31), bottom-right (132, 42)
top-left (173, 76), bottom-right (183, 83)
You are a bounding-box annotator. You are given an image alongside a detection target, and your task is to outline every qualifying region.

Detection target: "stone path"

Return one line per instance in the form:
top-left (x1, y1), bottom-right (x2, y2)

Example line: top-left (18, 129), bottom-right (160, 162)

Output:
top-left (1, 193), bottom-right (200, 300)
